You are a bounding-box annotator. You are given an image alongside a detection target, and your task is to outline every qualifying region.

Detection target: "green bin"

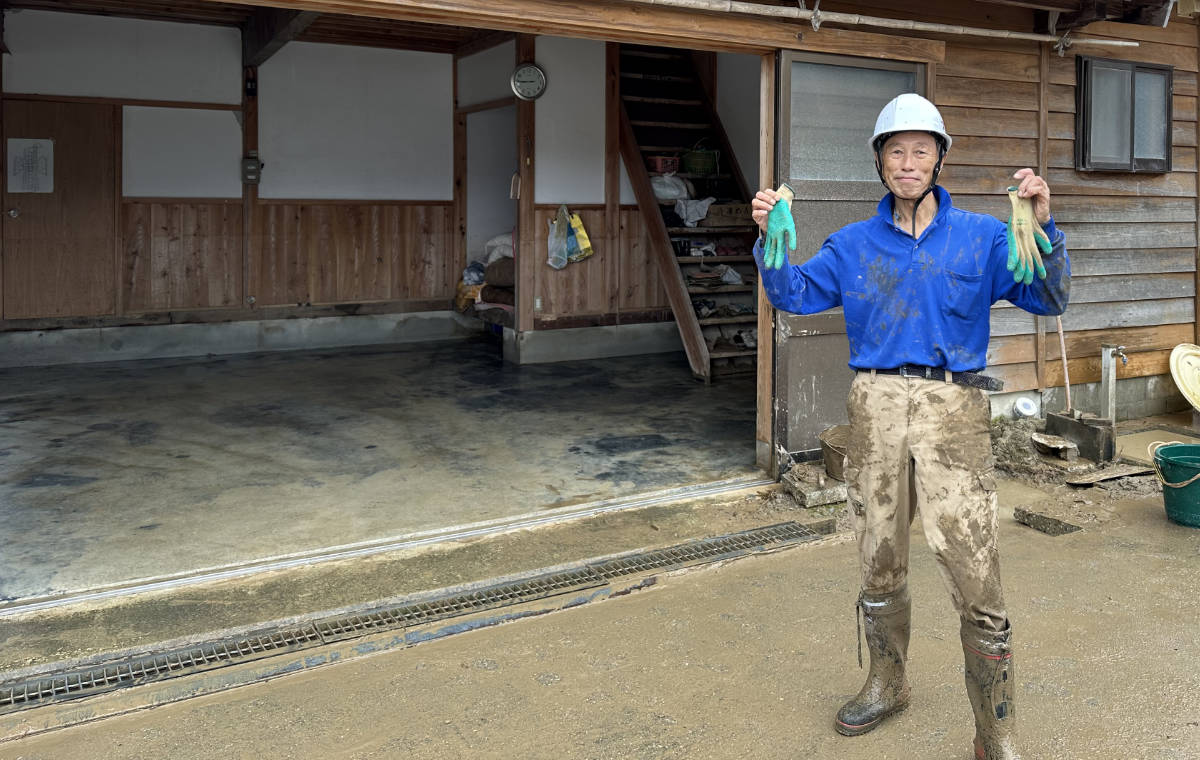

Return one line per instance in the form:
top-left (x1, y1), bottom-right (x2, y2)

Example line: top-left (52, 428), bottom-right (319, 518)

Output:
top-left (1150, 442), bottom-right (1200, 528)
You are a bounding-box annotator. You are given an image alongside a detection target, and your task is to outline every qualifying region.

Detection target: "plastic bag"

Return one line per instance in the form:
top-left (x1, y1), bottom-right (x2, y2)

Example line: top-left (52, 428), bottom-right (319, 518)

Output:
top-left (546, 204), bottom-right (571, 270)
top-left (566, 212), bottom-right (594, 263)
top-left (651, 173), bottom-right (690, 201)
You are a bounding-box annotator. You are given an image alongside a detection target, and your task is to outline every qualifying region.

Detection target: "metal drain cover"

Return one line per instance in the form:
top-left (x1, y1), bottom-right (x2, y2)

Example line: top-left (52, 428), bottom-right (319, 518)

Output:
top-left (0, 521), bottom-right (818, 714)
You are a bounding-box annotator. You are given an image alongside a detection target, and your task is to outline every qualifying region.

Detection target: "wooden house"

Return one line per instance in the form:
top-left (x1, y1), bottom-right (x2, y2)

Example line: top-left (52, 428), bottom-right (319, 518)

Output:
top-left (0, 0), bottom-right (1193, 487)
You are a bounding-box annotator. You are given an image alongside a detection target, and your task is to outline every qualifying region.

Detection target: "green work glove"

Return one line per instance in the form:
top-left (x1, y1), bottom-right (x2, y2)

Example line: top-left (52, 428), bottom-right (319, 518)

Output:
top-left (1006, 186), bottom-right (1052, 286)
top-left (763, 183), bottom-right (796, 270)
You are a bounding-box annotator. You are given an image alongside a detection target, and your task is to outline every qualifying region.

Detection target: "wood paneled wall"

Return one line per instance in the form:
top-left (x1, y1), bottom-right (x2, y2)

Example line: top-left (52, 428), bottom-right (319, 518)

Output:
top-left (109, 199), bottom-right (458, 316)
top-left (123, 200), bottom-right (242, 311)
top-left (250, 202), bottom-right (455, 307)
top-left (936, 16), bottom-right (1199, 394)
top-left (532, 204), bottom-right (669, 325)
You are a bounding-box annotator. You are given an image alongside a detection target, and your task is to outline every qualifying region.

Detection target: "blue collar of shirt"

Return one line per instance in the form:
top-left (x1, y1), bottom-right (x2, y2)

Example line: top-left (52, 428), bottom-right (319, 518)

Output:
top-left (876, 185), bottom-right (953, 239)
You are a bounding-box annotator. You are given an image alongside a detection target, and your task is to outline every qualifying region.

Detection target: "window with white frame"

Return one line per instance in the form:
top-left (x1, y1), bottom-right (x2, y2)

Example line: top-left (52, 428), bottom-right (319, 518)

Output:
top-left (1076, 56), bottom-right (1172, 173)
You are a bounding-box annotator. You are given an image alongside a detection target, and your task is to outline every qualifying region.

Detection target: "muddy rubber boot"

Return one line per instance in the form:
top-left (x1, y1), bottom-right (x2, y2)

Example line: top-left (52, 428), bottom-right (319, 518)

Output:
top-left (834, 586), bottom-right (911, 736)
top-left (961, 619), bottom-right (1021, 760)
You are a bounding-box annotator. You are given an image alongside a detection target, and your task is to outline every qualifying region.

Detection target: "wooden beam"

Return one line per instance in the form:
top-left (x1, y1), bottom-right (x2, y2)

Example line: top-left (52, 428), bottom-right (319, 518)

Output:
top-left (202, 0), bottom-right (945, 61)
top-left (243, 7), bottom-right (320, 68)
top-left (757, 52), bottom-right (775, 474)
top-left (456, 29), bottom-right (516, 58)
top-left (974, 0), bottom-right (1081, 10)
top-left (455, 96), bottom-right (517, 116)
top-left (516, 34), bottom-right (536, 333)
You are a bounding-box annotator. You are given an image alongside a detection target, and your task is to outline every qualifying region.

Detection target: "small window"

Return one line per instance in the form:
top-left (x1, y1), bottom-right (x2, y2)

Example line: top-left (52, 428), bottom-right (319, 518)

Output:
top-left (1076, 56), bottom-right (1172, 172)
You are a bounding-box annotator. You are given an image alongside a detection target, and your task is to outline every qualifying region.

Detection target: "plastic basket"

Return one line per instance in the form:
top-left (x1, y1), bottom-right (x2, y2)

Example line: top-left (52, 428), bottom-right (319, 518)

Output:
top-left (1149, 441), bottom-right (1200, 528)
top-left (682, 149), bottom-right (719, 176)
top-left (645, 155), bottom-right (680, 173)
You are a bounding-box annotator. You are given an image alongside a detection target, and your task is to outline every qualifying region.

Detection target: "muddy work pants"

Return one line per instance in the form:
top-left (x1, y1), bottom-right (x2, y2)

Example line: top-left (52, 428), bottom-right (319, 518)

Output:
top-left (844, 372), bottom-right (1007, 633)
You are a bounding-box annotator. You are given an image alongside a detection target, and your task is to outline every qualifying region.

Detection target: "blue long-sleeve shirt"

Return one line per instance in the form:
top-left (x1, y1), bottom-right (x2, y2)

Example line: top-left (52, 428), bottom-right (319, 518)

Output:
top-left (753, 186), bottom-right (1070, 373)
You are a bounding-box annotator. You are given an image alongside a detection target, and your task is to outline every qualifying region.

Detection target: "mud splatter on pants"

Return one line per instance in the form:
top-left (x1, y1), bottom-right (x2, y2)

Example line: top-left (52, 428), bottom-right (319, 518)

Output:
top-left (844, 372), bottom-right (1008, 633)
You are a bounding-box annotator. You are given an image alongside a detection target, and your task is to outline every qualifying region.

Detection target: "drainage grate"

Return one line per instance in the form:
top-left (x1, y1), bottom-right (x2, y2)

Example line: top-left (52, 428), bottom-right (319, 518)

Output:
top-left (0, 522), bottom-right (817, 714)
top-left (316, 566), bottom-right (604, 642)
top-left (0, 626), bottom-right (323, 711)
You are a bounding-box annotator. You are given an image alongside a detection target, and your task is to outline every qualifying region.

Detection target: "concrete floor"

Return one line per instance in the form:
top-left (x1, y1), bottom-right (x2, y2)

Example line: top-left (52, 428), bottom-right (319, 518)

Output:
top-left (0, 339), bottom-right (758, 604)
top-left (1, 482), bottom-right (1196, 759)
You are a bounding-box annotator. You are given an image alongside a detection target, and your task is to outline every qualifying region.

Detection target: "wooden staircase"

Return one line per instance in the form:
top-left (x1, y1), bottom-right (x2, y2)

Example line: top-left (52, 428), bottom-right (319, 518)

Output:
top-left (617, 44), bottom-right (761, 383)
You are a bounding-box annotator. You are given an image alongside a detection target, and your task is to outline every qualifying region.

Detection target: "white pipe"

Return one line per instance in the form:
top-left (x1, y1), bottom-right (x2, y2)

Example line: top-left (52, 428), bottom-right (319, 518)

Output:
top-left (630, 0), bottom-right (1140, 48)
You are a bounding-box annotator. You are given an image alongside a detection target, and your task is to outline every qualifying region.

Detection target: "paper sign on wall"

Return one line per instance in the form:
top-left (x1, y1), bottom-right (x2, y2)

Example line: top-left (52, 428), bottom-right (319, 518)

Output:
top-left (7, 139), bottom-right (54, 193)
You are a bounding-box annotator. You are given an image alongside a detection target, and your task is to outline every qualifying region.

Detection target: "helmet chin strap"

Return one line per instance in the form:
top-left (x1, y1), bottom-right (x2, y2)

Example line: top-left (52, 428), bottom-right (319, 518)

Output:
top-left (874, 137), bottom-right (947, 239)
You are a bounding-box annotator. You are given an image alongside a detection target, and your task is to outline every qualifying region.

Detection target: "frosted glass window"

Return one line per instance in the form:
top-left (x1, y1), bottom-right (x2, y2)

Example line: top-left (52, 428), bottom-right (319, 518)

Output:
top-left (1088, 66), bottom-right (1131, 165)
top-left (1077, 56), bottom-right (1172, 173)
top-left (788, 62), bottom-right (916, 182)
top-left (1134, 70), bottom-right (1169, 161)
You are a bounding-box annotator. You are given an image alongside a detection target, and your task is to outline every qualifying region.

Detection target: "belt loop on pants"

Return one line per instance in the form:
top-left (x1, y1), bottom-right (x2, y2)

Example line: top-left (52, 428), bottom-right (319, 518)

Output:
top-left (870, 369), bottom-right (877, 384)
top-left (945, 370), bottom-right (953, 385)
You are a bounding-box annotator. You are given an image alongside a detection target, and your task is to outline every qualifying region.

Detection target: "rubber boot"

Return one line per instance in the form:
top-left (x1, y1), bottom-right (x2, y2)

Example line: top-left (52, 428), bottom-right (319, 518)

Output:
top-left (961, 619), bottom-right (1021, 760)
top-left (834, 586), bottom-right (911, 736)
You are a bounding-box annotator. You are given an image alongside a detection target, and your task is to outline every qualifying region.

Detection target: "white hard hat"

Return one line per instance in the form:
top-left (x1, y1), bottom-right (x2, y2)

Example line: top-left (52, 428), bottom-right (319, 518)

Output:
top-left (868, 93), bottom-right (952, 152)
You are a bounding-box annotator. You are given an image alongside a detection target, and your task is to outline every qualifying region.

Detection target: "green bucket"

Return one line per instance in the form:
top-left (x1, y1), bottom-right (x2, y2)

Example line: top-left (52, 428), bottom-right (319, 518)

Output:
top-left (1150, 442), bottom-right (1200, 528)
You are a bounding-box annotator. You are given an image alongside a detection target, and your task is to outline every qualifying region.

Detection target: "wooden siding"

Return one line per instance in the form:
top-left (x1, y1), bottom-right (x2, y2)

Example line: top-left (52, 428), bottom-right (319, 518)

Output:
top-left (532, 205), bottom-right (669, 324)
top-left (111, 199), bottom-right (457, 318)
top-left (938, 17), bottom-right (1199, 394)
top-left (122, 200), bottom-right (242, 312)
top-left (250, 202), bottom-right (456, 307)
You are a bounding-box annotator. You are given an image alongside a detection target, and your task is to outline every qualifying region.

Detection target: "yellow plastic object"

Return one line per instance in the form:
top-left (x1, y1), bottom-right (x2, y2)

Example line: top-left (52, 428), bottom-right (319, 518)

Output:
top-left (1169, 343), bottom-right (1200, 412)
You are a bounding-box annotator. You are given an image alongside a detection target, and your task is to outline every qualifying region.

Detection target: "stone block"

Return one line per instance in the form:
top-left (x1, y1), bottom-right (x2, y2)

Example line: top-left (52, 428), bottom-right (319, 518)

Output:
top-left (781, 464), bottom-right (848, 508)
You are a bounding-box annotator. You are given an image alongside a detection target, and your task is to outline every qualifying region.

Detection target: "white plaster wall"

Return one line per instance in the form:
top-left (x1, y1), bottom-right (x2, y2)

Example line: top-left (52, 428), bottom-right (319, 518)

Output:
top-left (458, 41), bottom-right (516, 108)
top-left (534, 37), bottom-right (605, 205)
top-left (258, 42), bottom-right (452, 200)
top-left (467, 105), bottom-right (518, 259)
top-left (2, 10), bottom-right (240, 104)
top-left (123, 107), bottom-right (243, 198)
top-left (717, 53), bottom-right (761, 192)
top-left (620, 164), bottom-right (635, 205)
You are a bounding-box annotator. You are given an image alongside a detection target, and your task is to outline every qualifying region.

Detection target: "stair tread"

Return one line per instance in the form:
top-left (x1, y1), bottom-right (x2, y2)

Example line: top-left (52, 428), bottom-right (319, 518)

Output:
top-left (631, 120), bottom-right (712, 129)
top-left (667, 226), bottom-right (758, 234)
top-left (709, 348), bottom-right (758, 359)
top-left (623, 95), bottom-right (703, 106)
top-left (640, 145), bottom-right (693, 153)
top-left (674, 256), bottom-right (754, 263)
top-left (687, 284), bottom-right (756, 293)
top-left (620, 72), bottom-right (695, 82)
top-left (698, 315), bottom-right (759, 325)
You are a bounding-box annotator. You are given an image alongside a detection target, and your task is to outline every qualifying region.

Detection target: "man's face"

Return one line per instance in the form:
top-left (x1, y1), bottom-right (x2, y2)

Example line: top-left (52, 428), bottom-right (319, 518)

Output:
top-left (879, 131), bottom-right (940, 201)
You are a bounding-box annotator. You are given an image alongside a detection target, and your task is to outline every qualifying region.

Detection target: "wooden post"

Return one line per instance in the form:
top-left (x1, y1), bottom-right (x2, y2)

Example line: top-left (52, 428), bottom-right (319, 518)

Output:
top-left (452, 55), bottom-right (467, 280)
top-left (1036, 42), bottom-right (1050, 391)
top-left (605, 42), bottom-right (620, 324)
top-left (242, 66), bottom-right (258, 309)
top-left (113, 104), bottom-right (123, 316)
top-left (756, 51), bottom-right (775, 474)
top-left (1, 19), bottom-right (5, 319)
top-left (516, 34), bottom-right (536, 334)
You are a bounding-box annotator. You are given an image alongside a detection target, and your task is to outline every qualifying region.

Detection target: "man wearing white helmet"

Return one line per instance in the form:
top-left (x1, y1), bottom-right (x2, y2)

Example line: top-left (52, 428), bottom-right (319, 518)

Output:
top-left (750, 92), bottom-right (1069, 760)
